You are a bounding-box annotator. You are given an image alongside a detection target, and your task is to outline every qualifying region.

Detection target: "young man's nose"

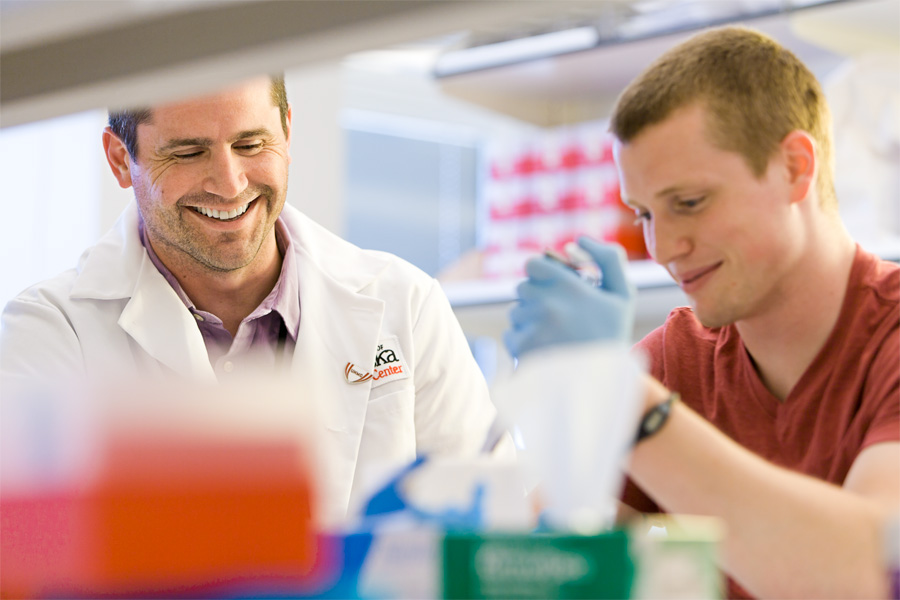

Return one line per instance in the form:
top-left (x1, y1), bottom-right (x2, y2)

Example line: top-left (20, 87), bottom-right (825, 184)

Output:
top-left (647, 215), bottom-right (692, 266)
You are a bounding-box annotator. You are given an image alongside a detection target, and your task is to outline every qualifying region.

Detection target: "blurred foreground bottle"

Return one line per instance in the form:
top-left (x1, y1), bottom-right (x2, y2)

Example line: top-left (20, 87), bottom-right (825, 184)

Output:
top-left (0, 381), bottom-right (331, 598)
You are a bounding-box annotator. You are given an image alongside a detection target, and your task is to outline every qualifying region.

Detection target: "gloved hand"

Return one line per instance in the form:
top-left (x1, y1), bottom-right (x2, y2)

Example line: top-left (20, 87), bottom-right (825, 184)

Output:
top-left (504, 237), bottom-right (636, 359)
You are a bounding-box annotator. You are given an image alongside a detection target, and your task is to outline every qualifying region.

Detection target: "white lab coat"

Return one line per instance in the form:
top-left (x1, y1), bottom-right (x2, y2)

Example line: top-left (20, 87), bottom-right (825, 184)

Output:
top-left (0, 202), bottom-right (501, 525)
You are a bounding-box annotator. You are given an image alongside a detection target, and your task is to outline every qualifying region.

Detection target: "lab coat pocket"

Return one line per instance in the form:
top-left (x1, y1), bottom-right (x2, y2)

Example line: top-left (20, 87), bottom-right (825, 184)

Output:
top-left (358, 389), bottom-right (416, 465)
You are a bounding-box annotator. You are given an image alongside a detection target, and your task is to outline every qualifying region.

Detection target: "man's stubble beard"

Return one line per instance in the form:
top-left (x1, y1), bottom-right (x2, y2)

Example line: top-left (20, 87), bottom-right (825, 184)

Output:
top-left (140, 183), bottom-right (284, 275)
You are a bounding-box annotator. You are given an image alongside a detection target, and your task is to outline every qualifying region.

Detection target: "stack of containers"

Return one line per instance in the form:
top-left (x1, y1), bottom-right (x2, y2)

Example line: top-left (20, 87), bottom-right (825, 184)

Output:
top-left (0, 384), bottom-right (329, 599)
top-left (482, 121), bottom-right (647, 279)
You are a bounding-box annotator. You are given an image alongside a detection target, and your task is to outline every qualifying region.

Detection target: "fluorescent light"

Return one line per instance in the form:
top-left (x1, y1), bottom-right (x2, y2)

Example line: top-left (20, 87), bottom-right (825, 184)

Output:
top-left (434, 26), bottom-right (601, 77)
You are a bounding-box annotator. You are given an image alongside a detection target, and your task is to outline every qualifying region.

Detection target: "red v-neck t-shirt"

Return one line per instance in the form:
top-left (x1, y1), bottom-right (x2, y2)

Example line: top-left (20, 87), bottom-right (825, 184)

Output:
top-left (625, 245), bottom-right (899, 598)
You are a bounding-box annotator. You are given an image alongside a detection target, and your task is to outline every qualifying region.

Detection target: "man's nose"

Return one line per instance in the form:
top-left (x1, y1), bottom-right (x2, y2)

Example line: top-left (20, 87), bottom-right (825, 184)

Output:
top-left (646, 214), bottom-right (691, 266)
top-left (203, 151), bottom-right (248, 200)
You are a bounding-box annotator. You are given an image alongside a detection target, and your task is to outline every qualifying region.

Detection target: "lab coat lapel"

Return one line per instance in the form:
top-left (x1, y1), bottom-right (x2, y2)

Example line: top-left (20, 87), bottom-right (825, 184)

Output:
top-left (290, 250), bottom-right (385, 524)
top-left (70, 203), bottom-right (214, 381)
top-left (118, 254), bottom-right (216, 382)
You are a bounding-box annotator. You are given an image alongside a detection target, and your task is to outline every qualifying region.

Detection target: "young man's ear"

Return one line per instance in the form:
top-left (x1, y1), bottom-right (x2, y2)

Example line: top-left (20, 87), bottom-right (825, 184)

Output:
top-left (102, 127), bottom-right (134, 189)
top-left (780, 130), bottom-right (816, 204)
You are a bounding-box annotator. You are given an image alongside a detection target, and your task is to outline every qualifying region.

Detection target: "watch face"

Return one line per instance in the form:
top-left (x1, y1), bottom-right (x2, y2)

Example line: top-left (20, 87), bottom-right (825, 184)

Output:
top-left (636, 392), bottom-right (677, 444)
top-left (644, 410), bottom-right (666, 433)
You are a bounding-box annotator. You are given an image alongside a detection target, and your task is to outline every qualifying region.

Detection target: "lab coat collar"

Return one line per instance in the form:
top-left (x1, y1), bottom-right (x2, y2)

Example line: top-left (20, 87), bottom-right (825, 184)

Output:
top-left (71, 202), bottom-right (147, 300)
top-left (278, 203), bottom-right (390, 293)
top-left (69, 203), bottom-right (215, 379)
top-left (118, 253), bottom-right (217, 381)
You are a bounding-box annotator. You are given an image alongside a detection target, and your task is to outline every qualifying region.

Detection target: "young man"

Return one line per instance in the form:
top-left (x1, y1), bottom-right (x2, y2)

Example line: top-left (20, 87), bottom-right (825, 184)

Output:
top-left (0, 76), bottom-right (506, 526)
top-left (506, 27), bottom-right (898, 599)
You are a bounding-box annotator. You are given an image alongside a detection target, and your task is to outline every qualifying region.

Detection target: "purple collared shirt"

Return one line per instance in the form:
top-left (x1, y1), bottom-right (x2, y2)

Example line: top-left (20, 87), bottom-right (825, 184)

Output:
top-left (139, 218), bottom-right (300, 379)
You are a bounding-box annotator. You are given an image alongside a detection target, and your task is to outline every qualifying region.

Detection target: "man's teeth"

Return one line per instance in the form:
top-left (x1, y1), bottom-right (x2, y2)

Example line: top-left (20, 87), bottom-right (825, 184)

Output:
top-left (193, 203), bottom-right (250, 220)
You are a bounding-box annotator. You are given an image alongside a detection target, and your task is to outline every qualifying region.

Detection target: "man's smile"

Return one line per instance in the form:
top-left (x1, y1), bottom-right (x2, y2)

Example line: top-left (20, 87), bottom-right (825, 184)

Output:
top-left (675, 262), bottom-right (722, 293)
top-left (188, 198), bottom-right (257, 222)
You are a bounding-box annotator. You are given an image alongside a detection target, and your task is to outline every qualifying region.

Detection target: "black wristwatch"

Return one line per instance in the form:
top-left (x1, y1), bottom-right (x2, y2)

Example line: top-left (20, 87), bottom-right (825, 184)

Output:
top-left (634, 392), bottom-right (679, 445)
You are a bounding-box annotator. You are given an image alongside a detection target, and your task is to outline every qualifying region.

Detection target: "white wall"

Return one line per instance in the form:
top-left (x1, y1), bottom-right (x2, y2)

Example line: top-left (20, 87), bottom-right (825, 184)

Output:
top-left (0, 111), bottom-right (116, 310)
top-left (284, 62), bottom-right (345, 236)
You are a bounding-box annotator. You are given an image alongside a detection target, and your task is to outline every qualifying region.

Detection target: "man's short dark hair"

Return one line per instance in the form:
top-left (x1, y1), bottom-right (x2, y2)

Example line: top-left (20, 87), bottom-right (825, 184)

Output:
top-left (108, 75), bottom-right (289, 160)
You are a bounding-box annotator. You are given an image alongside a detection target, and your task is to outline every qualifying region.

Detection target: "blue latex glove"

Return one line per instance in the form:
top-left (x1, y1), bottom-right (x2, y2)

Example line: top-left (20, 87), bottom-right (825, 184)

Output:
top-left (504, 237), bottom-right (636, 359)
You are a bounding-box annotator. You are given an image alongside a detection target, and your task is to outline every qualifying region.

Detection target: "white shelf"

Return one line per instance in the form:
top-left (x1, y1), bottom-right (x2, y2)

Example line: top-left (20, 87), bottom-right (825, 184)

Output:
top-left (0, 0), bottom-right (600, 129)
top-left (443, 238), bottom-right (900, 308)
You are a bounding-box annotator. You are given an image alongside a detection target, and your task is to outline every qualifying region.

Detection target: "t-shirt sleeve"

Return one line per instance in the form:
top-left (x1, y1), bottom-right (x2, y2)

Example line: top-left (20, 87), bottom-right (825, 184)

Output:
top-left (860, 324), bottom-right (900, 449)
top-left (633, 323), bottom-right (665, 378)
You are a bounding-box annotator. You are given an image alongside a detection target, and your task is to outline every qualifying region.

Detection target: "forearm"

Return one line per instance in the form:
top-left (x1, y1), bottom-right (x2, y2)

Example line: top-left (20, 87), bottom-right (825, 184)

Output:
top-left (629, 386), bottom-right (891, 599)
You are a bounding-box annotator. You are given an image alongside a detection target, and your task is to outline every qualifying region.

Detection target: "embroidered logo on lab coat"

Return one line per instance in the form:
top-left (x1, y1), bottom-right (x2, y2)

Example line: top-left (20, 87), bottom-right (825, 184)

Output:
top-left (345, 362), bottom-right (372, 384)
top-left (370, 337), bottom-right (410, 388)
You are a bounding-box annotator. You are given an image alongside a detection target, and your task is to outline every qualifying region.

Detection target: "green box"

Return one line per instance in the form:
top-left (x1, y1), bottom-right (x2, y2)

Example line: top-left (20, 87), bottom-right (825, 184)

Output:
top-left (442, 530), bottom-right (634, 599)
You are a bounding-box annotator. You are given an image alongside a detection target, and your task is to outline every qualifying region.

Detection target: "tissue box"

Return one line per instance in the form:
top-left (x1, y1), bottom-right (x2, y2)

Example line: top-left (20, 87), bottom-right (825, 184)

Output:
top-left (442, 530), bottom-right (634, 599)
top-left (629, 515), bottom-right (724, 599)
top-left (316, 519), bottom-right (723, 599)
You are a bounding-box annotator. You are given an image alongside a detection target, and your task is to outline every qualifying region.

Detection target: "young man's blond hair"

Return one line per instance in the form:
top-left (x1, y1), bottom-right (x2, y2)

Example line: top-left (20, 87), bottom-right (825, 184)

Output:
top-left (611, 26), bottom-right (837, 208)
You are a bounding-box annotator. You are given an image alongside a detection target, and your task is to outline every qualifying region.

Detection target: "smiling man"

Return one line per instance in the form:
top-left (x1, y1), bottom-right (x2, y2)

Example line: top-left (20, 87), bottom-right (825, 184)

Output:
top-left (109, 78), bottom-right (293, 339)
top-left (0, 76), bottom-right (508, 525)
top-left (505, 27), bottom-right (898, 599)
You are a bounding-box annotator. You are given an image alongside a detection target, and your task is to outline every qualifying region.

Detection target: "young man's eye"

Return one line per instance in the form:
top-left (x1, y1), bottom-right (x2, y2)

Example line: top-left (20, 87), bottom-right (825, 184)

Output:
top-left (677, 197), bottom-right (704, 211)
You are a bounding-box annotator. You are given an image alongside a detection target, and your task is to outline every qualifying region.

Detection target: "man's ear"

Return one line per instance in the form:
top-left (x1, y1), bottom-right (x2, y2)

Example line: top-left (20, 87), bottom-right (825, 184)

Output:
top-left (102, 127), bottom-right (134, 189)
top-left (780, 130), bottom-right (816, 204)
top-left (284, 103), bottom-right (293, 164)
